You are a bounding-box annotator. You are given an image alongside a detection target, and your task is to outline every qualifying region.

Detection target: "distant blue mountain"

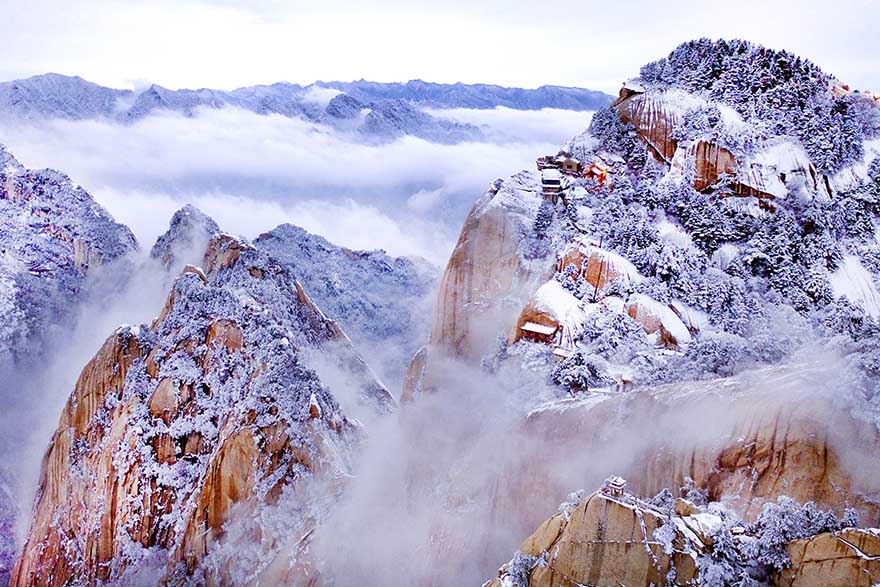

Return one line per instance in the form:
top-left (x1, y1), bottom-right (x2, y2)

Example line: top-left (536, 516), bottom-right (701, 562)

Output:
top-left (0, 73), bottom-right (613, 143)
top-left (316, 79), bottom-right (612, 111)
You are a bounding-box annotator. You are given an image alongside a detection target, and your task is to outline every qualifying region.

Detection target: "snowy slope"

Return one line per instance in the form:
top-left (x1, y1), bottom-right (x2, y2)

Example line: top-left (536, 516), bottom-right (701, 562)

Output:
top-left (830, 255), bottom-right (880, 317)
top-left (0, 142), bottom-right (138, 365)
top-left (254, 223), bottom-right (438, 387)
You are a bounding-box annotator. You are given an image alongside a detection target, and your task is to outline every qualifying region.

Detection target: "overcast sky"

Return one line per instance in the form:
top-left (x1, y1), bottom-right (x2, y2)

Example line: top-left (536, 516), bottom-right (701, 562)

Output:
top-left (1, 0), bottom-right (877, 94)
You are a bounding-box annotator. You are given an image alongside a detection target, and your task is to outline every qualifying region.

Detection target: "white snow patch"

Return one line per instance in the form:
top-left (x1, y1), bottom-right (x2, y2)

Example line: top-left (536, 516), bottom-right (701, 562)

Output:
top-left (300, 86), bottom-right (343, 107)
top-left (657, 215), bottom-right (694, 249)
top-left (669, 300), bottom-right (709, 333)
top-left (569, 238), bottom-right (644, 287)
top-left (622, 80), bottom-right (645, 93)
top-left (532, 280), bottom-right (589, 341)
top-left (627, 293), bottom-right (692, 345)
top-left (741, 140), bottom-right (827, 201)
top-left (830, 255), bottom-right (880, 317)
top-left (711, 243), bottom-right (739, 270)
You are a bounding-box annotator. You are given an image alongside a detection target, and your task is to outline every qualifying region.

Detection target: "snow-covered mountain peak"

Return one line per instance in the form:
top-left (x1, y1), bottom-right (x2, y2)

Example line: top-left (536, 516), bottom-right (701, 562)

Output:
top-left (150, 204), bottom-right (220, 270)
top-left (0, 142), bottom-right (23, 174)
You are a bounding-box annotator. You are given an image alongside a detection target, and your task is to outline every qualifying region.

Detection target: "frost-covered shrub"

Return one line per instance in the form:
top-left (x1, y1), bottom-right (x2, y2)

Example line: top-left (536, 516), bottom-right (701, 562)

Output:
top-left (684, 332), bottom-right (750, 378)
top-left (648, 488), bottom-right (675, 512)
top-left (580, 311), bottom-right (648, 361)
top-left (819, 297), bottom-right (870, 339)
top-left (743, 498), bottom-right (842, 574)
top-left (745, 304), bottom-right (811, 365)
top-left (673, 190), bottom-right (745, 252)
top-left (869, 158), bottom-right (880, 185)
top-left (589, 105), bottom-right (639, 160)
top-left (671, 269), bottom-right (753, 335)
top-left (695, 497), bottom-right (846, 586)
top-left (533, 198), bottom-right (555, 237)
top-left (672, 105), bottom-right (722, 143)
top-left (653, 522), bottom-right (678, 556)
top-left (550, 350), bottom-right (613, 392)
top-left (681, 477), bottom-right (709, 506)
top-left (643, 241), bottom-right (707, 283)
top-left (635, 277), bottom-right (672, 303)
top-left (503, 551), bottom-right (539, 587)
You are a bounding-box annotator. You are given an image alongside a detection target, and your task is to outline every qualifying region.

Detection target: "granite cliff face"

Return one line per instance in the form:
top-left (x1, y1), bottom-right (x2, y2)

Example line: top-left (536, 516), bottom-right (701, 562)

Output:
top-left (11, 233), bottom-right (392, 586)
top-left (524, 362), bottom-right (880, 522)
top-left (488, 487), bottom-right (880, 587)
top-left (779, 528), bottom-right (880, 587)
top-left (401, 174), bottom-right (558, 400)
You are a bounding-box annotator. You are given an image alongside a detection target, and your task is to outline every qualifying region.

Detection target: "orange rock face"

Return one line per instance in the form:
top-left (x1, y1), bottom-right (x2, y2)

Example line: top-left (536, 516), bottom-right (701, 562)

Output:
top-left (779, 529), bottom-right (880, 587)
top-left (10, 235), bottom-right (385, 587)
top-left (615, 89), bottom-right (680, 162)
top-left (614, 88), bottom-right (780, 202)
top-left (524, 365), bottom-right (880, 523)
top-left (690, 140), bottom-right (737, 191)
top-left (401, 175), bottom-right (556, 401)
top-left (489, 492), bottom-right (699, 587)
top-left (489, 491), bottom-right (880, 587)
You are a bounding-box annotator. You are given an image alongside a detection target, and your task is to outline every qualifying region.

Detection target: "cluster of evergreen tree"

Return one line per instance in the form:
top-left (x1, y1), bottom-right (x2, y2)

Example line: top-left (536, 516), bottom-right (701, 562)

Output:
top-left (636, 38), bottom-right (880, 173)
top-left (546, 137), bottom-right (879, 397)
top-left (693, 496), bottom-right (858, 586)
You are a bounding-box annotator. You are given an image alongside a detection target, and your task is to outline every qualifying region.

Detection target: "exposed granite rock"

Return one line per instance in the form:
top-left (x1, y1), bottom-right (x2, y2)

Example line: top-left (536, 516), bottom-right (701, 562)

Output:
top-left (779, 528), bottom-right (880, 587)
top-left (487, 491), bottom-right (700, 587)
top-left (11, 233), bottom-right (392, 586)
top-left (150, 204), bottom-right (219, 271)
top-left (401, 174), bottom-right (557, 401)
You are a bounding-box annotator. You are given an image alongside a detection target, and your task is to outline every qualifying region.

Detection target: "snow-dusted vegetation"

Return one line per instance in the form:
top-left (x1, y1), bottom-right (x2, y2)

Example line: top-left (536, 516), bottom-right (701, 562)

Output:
top-left (3, 29), bottom-right (880, 587)
top-left (485, 40), bottom-right (880, 424)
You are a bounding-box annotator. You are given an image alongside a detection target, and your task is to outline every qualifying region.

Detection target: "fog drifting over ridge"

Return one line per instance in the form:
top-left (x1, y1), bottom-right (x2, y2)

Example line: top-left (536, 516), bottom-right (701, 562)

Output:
top-left (0, 106), bottom-right (592, 264)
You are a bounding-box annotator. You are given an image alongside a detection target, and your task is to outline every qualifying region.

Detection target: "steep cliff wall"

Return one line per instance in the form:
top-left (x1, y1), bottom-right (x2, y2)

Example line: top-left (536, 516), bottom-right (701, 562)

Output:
top-left (401, 174), bottom-right (558, 400)
top-left (524, 362), bottom-right (880, 522)
top-left (11, 234), bottom-right (391, 586)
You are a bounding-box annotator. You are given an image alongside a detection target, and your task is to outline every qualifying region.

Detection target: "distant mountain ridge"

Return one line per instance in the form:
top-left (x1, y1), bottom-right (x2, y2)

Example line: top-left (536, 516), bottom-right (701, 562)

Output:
top-left (314, 79), bottom-right (612, 110)
top-left (0, 73), bottom-right (612, 143)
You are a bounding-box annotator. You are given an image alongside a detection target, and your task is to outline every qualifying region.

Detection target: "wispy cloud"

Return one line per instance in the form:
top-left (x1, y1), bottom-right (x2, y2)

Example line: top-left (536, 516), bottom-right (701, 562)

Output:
top-left (0, 106), bottom-right (588, 263)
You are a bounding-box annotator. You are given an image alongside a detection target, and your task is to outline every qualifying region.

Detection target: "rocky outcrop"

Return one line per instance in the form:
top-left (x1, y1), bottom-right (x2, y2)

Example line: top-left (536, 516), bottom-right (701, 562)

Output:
top-left (779, 528), bottom-right (880, 587)
top-left (525, 363), bottom-right (880, 522)
top-left (690, 140), bottom-right (737, 191)
top-left (150, 204), bottom-right (219, 270)
top-left (0, 142), bottom-right (138, 365)
top-left (615, 89), bottom-right (680, 162)
top-left (11, 233), bottom-right (392, 587)
top-left (401, 174), bottom-right (557, 400)
top-left (614, 87), bottom-right (818, 204)
top-left (254, 223), bottom-right (437, 389)
top-left (488, 489), bottom-right (880, 587)
top-left (487, 491), bottom-right (700, 587)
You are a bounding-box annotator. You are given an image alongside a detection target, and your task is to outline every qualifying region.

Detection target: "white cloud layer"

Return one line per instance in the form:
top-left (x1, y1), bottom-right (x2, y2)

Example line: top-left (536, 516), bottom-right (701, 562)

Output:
top-left (0, 106), bottom-right (590, 263)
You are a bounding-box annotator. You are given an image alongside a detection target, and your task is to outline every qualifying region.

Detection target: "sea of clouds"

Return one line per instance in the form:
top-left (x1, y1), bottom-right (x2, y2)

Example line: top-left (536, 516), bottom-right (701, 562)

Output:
top-left (0, 105), bottom-right (593, 265)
